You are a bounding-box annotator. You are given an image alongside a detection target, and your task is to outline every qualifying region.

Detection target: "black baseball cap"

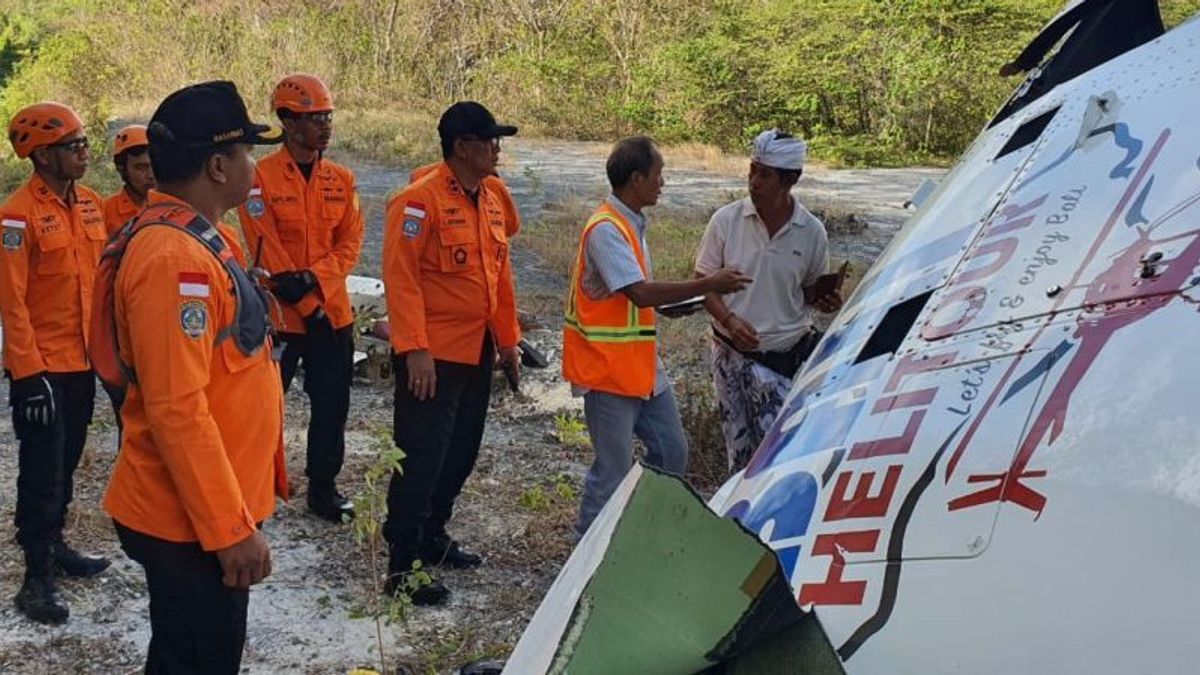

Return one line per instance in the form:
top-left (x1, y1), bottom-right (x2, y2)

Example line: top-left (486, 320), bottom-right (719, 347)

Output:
top-left (437, 101), bottom-right (518, 143)
top-left (149, 80), bottom-right (283, 151)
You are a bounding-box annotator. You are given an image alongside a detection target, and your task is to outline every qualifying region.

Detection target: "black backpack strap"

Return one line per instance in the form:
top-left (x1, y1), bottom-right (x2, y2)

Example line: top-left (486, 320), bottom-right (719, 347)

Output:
top-left (176, 216), bottom-right (271, 357)
top-left (121, 212), bottom-right (271, 358)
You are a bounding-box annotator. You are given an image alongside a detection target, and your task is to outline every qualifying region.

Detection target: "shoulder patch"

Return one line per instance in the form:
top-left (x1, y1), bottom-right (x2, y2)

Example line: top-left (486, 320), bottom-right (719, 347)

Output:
top-left (246, 187), bottom-right (265, 219)
top-left (2, 216), bottom-right (27, 230)
top-left (179, 300), bottom-right (208, 338)
top-left (2, 229), bottom-right (23, 251)
top-left (403, 218), bottom-right (421, 239)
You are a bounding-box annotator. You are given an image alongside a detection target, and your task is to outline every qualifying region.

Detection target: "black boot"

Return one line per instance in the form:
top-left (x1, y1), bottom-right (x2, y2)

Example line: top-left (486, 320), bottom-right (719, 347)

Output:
top-left (14, 546), bottom-right (69, 625)
top-left (384, 571), bottom-right (450, 606)
top-left (52, 539), bottom-right (110, 578)
top-left (385, 552), bottom-right (449, 606)
top-left (307, 484), bottom-right (355, 523)
top-left (420, 536), bottom-right (482, 569)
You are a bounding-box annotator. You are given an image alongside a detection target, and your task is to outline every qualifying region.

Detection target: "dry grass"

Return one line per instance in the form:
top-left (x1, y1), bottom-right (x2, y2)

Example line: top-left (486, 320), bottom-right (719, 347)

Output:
top-left (659, 142), bottom-right (747, 175)
top-left (332, 108), bottom-right (442, 167)
top-left (806, 197), bottom-right (869, 236)
top-left (397, 623), bottom-right (512, 675)
top-left (520, 198), bottom-right (715, 283)
top-left (659, 316), bottom-right (727, 495)
top-left (518, 197), bottom-right (592, 281)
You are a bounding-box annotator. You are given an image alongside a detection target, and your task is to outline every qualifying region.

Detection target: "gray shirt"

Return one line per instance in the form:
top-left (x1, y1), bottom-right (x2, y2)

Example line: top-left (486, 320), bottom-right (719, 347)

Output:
top-left (573, 195), bottom-right (670, 397)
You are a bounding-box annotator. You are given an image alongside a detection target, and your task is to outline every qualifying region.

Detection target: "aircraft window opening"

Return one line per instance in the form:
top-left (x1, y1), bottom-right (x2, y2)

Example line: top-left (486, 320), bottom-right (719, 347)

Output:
top-left (996, 107), bottom-right (1060, 160)
top-left (853, 290), bottom-right (935, 364)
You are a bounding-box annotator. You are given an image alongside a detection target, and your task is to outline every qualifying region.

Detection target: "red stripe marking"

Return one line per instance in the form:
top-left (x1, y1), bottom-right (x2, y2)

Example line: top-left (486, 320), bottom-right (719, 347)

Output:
top-left (178, 272), bottom-right (209, 284)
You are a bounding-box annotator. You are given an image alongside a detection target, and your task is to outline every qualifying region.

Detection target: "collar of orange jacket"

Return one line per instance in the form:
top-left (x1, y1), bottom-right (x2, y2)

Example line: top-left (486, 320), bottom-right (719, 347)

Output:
top-left (28, 171), bottom-right (77, 207)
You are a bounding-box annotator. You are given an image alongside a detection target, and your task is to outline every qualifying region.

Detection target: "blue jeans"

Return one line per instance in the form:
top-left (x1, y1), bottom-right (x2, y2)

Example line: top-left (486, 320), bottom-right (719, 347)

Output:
top-left (575, 386), bottom-right (689, 536)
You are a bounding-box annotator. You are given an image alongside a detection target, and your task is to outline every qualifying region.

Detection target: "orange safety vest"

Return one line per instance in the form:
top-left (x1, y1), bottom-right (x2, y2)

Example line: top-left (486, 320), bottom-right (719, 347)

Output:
top-left (562, 202), bottom-right (657, 397)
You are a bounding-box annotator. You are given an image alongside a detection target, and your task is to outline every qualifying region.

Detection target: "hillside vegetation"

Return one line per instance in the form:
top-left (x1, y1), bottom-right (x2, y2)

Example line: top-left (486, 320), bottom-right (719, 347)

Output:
top-left (2, 0), bottom-right (1199, 172)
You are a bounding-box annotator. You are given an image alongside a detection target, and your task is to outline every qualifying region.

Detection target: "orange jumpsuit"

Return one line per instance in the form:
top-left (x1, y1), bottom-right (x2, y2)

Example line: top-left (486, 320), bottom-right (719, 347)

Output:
top-left (103, 191), bottom-right (286, 551)
top-left (102, 187), bottom-right (142, 236)
top-left (384, 161), bottom-right (520, 363)
top-left (237, 149), bottom-right (364, 333)
top-left (0, 173), bottom-right (105, 379)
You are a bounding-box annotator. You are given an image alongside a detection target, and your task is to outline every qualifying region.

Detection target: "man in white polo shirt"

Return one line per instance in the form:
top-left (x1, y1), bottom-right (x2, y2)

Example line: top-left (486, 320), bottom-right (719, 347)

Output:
top-left (694, 129), bottom-right (843, 472)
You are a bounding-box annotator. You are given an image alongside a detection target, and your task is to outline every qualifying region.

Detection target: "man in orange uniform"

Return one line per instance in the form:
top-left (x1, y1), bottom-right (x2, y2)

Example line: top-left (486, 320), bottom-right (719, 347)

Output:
top-left (0, 102), bottom-right (111, 624)
top-left (102, 81), bottom-right (286, 673)
top-left (102, 124), bottom-right (156, 235)
top-left (237, 73), bottom-right (363, 522)
top-left (382, 101), bottom-right (522, 605)
top-left (100, 124), bottom-right (156, 423)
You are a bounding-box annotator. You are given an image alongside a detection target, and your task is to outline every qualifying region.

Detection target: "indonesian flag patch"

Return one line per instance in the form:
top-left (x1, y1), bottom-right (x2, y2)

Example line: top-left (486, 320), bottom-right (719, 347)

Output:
top-left (403, 201), bottom-right (426, 219)
top-left (178, 271), bottom-right (210, 298)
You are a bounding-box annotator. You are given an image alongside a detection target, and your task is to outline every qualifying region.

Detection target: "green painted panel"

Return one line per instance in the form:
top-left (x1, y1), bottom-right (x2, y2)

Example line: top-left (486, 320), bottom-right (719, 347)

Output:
top-left (557, 469), bottom-right (776, 675)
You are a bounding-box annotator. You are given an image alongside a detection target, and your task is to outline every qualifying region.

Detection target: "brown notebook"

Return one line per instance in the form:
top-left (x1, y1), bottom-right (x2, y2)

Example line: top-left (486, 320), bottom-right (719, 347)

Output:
top-left (811, 260), bottom-right (850, 298)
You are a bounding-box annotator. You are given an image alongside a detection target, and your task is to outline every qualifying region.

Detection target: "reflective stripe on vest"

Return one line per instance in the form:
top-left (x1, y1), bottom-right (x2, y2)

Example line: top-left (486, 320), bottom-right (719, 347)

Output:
top-left (564, 214), bottom-right (657, 342)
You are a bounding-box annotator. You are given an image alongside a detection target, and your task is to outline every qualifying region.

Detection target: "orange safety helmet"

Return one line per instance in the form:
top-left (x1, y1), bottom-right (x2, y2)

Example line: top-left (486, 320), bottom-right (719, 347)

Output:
top-left (7, 102), bottom-right (85, 159)
top-left (271, 73), bottom-right (335, 114)
top-left (112, 124), bottom-right (150, 157)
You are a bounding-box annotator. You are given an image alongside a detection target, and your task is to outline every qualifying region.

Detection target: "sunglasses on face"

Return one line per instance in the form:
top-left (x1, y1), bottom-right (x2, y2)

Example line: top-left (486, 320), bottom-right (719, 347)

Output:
top-left (460, 136), bottom-right (501, 151)
top-left (51, 137), bottom-right (90, 153)
top-left (300, 112), bottom-right (334, 124)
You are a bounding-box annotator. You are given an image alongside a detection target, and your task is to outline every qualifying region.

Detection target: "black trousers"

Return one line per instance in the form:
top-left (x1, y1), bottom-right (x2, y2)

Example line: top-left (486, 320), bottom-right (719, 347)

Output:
top-left (115, 522), bottom-right (249, 675)
top-left (384, 334), bottom-right (493, 564)
top-left (278, 325), bottom-right (354, 488)
top-left (11, 370), bottom-right (94, 548)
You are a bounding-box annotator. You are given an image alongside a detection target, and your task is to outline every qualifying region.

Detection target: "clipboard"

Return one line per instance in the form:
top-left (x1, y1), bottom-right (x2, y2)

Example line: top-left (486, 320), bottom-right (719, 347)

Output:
top-left (656, 295), bottom-right (706, 318)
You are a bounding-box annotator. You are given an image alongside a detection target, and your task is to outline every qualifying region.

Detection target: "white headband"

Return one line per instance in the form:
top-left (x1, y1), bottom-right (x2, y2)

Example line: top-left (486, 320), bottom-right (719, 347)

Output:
top-left (751, 129), bottom-right (807, 171)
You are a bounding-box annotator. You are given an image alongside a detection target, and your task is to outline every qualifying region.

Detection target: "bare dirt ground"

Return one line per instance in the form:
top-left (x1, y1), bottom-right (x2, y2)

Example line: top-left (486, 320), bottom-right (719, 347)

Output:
top-left (0, 324), bottom-right (584, 675)
top-left (0, 139), bottom-right (939, 674)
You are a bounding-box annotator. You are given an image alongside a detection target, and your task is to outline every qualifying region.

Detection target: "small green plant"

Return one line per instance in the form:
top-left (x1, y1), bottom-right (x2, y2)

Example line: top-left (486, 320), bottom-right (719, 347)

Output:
top-left (519, 474), bottom-right (579, 512)
top-left (553, 412), bottom-right (591, 449)
top-left (553, 473), bottom-right (578, 502)
top-left (518, 484), bottom-right (551, 512)
top-left (350, 425), bottom-right (429, 673)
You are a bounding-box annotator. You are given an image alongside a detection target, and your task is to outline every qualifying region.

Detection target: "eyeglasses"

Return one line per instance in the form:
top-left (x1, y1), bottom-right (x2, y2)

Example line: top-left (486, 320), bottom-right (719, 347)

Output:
top-left (460, 136), bottom-right (501, 151)
top-left (51, 137), bottom-right (90, 153)
top-left (300, 112), bottom-right (334, 124)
